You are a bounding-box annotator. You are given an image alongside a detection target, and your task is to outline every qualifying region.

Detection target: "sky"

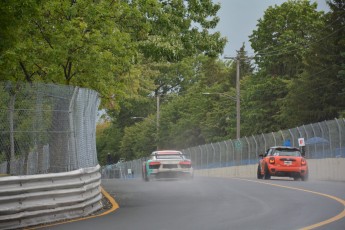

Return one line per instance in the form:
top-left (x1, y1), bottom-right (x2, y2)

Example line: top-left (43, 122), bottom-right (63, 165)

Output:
top-left (213, 0), bottom-right (330, 58)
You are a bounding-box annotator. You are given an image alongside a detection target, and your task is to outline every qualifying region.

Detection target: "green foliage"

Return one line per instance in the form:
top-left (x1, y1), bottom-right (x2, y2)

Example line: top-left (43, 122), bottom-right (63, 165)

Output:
top-left (0, 0), bottom-right (226, 109)
top-left (241, 72), bottom-right (288, 135)
top-left (277, 0), bottom-right (345, 125)
top-left (120, 116), bottom-right (157, 159)
top-left (96, 121), bottom-right (123, 165)
top-left (135, 0), bottom-right (226, 61)
top-left (1, 0), bottom-right (140, 109)
top-left (249, 0), bottom-right (324, 78)
top-left (3, 0), bottom-right (343, 163)
top-left (1, 0), bottom-right (227, 162)
top-left (115, 56), bottom-right (235, 158)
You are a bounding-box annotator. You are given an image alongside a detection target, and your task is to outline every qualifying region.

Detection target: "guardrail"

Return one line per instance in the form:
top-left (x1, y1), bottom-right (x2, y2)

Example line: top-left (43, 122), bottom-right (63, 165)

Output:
top-left (0, 165), bottom-right (102, 230)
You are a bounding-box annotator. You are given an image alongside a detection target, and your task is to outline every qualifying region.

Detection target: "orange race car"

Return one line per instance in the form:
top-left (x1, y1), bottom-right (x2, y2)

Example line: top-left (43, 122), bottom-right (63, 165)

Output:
top-left (257, 146), bottom-right (308, 181)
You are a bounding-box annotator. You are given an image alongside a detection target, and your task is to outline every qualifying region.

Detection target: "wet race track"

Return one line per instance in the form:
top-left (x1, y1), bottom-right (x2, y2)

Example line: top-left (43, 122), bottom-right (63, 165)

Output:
top-left (42, 177), bottom-right (345, 230)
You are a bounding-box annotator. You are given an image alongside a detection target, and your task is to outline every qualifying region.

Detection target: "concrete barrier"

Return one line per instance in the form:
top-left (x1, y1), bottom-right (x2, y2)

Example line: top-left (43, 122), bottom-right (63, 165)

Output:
top-left (195, 158), bottom-right (345, 181)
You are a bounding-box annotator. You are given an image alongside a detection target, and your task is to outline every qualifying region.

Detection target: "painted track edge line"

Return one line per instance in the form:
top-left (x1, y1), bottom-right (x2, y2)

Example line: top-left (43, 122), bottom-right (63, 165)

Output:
top-left (25, 186), bottom-right (120, 229)
top-left (234, 178), bottom-right (345, 230)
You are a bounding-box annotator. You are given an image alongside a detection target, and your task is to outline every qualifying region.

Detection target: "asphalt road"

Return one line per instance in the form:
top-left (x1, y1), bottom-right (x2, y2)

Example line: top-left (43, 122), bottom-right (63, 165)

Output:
top-left (42, 177), bottom-right (345, 230)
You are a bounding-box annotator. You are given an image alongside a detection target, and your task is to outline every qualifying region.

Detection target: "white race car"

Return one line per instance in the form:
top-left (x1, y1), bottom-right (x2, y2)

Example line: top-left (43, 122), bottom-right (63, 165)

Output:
top-left (142, 150), bottom-right (194, 181)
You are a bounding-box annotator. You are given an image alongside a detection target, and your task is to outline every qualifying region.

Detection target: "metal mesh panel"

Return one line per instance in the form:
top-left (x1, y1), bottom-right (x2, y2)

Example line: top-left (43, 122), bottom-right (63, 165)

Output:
top-left (0, 82), bottom-right (100, 175)
top-left (104, 119), bottom-right (345, 179)
top-left (181, 119), bottom-right (345, 170)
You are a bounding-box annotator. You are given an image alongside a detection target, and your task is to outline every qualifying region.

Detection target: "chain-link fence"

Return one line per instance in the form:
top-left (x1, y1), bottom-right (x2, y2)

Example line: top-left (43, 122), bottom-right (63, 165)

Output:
top-left (0, 82), bottom-right (100, 175)
top-left (109, 118), bottom-right (345, 179)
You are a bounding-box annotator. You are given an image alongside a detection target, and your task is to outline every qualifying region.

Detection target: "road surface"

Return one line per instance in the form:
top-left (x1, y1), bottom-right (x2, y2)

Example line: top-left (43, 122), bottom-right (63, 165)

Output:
top-left (40, 177), bottom-right (345, 230)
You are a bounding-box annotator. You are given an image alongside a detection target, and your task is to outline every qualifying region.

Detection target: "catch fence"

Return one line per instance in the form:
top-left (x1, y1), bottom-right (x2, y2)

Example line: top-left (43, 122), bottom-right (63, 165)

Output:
top-left (0, 81), bottom-right (100, 175)
top-left (109, 118), bottom-right (345, 179)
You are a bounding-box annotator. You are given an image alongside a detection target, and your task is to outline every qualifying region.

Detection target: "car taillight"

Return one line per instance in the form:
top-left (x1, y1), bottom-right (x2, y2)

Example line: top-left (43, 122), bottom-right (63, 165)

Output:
top-left (301, 158), bottom-right (307, 166)
top-left (149, 161), bottom-right (161, 169)
top-left (269, 157), bottom-right (275, 164)
top-left (179, 161), bottom-right (192, 168)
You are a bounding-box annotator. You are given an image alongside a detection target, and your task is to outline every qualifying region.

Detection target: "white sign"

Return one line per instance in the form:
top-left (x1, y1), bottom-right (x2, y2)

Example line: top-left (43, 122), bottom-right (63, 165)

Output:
top-left (298, 138), bottom-right (305, 147)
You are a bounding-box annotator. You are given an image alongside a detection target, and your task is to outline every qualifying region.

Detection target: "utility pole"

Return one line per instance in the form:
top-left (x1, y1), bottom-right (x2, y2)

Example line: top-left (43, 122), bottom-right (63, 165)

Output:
top-left (156, 94), bottom-right (160, 150)
top-left (236, 55), bottom-right (240, 140)
top-left (224, 54), bottom-right (241, 139)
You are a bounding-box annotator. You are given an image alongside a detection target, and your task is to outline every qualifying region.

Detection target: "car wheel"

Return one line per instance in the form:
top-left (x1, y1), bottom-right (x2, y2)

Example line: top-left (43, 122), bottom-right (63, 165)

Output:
top-left (264, 164), bottom-right (271, 180)
top-left (257, 165), bottom-right (263, 179)
top-left (301, 171), bottom-right (309, 181)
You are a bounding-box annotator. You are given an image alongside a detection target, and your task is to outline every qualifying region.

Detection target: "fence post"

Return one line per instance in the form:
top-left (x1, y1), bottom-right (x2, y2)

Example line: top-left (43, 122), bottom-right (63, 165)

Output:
top-left (252, 135), bottom-right (258, 160)
top-left (280, 130), bottom-right (285, 144)
top-left (311, 123), bottom-right (317, 155)
top-left (199, 146), bottom-right (203, 169)
top-left (272, 132), bottom-right (277, 146)
top-left (335, 118), bottom-right (342, 156)
top-left (218, 142), bottom-right (222, 167)
top-left (288, 129), bottom-right (294, 146)
top-left (317, 122), bottom-right (326, 158)
top-left (262, 133), bottom-right (267, 151)
top-left (69, 87), bottom-right (79, 171)
top-left (224, 141), bottom-right (229, 167)
top-left (211, 143), bottom-right (215, 167)
top-left (245, 137), bottom-right (250, 165)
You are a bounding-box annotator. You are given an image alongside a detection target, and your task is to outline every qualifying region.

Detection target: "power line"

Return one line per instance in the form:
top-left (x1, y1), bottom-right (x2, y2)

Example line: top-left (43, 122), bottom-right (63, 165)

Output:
top-left (246, 24), bottom-right (345, 58)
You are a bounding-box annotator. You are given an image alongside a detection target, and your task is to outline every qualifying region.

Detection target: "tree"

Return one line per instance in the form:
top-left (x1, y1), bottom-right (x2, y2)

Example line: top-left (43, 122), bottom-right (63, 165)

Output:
top-left (115, 56), bottom-right (235, 158)
top-left (134, 0), bottom-right (227, 62)
top-left (249, 0), bottom-right (324, 79)
top-left (241, 72), bottom-right (288, 135)
top-left (120, 117), bottom-right (157, 160)
top-left (1, 0), bottom-right (226, 109)
top-left (245, 0), bottom-right (340, 130)
top-left (0, 0), bottom-right (228, 164)
top-left (278, 0), bottom-right (345, 125)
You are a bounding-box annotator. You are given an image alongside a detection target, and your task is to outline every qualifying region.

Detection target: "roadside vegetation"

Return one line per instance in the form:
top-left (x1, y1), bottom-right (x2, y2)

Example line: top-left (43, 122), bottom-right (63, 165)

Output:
top-left (1, 0), bottom-right (344, 165)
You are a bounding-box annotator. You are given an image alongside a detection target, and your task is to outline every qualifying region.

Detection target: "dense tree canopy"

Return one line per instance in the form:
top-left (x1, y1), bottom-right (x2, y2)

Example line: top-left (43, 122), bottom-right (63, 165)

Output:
top-left (0, 0), bottom-right (226, 108)
top-left (1, 0), bottom-right (344, 164)
top-left (249, 0), bottom-right (324, 78)
top-left (115, 0), bottom-right (344, 162)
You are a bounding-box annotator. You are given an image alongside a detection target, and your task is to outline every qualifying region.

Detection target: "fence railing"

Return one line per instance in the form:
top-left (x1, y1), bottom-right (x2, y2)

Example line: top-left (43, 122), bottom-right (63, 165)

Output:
top-left (0, 82), bottom-right (100, 175)
top-left (106, 118), bottom-right (345, 179)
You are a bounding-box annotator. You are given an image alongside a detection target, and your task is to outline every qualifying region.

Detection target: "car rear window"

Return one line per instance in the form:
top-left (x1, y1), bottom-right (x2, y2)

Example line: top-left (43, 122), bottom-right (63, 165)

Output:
top-left (273, 149), bottom-right (301, 156)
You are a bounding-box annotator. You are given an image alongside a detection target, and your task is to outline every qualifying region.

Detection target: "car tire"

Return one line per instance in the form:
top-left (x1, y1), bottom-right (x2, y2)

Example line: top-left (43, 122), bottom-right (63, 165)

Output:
top-left (301, 171), bottom-right (309, 181)
top-left (257, 165), bottom-right (263, 179)
top-left (264, 164), bottom-right (271, 180)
